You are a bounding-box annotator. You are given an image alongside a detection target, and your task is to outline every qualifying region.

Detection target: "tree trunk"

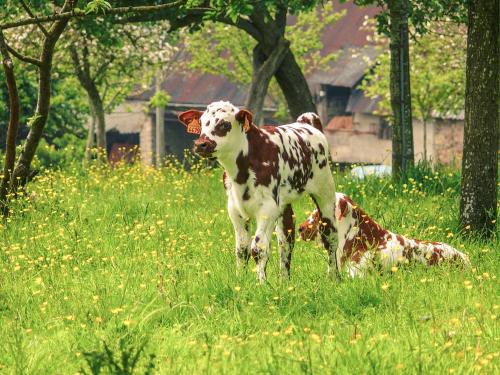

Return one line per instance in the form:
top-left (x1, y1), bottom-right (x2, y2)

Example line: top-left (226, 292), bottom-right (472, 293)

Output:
top-left (272, 49), bottom-right (316, 119)
top-left (247, 5), bottom-right (317, 120)
top-left (459, 0), bottom-right (499, 236)
top-left (83, 109), bottom-right (96, 166)
top-left (246, 39), bottom-right (290, 124)
top-left (69, 45), bottom-right (107, 162)
top-left (88, 87), bottom-right (107, 161)
top-left (155, 71), bottom-right (165, 166)
top-left (0, 31), bottom-right (20, 215)
top-left (388, 0), bottom-right (414, 180)
top-left (11, 16), bottom-right (70, 187)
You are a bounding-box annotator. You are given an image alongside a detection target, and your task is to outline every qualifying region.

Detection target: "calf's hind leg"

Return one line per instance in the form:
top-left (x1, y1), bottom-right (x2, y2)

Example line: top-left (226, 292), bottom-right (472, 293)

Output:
top-left (310, 193), bottom-right (340, 280)
top-left (275, 204), bottom-right (295, 278)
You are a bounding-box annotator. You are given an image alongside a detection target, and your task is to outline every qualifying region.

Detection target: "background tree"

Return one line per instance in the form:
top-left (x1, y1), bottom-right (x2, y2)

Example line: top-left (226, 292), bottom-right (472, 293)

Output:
top-left (0, 0), bottom-right (78, 196)
top-left (0, 0), bottom-right (181, 203)
top-left (183, 2), bottom-right (345, 122)
top-left (354, 0), bottom-right (466, 178)
top-left (121, 0), bottom-right (335, 119)
top-left (61, 19), bottom-right (175, 162)
top-left (0, 50), bottom-right (87, 147)
top-left (360, 21), bottom-right (466, 161)
top-left (459, 0), bottom-right (499, 236)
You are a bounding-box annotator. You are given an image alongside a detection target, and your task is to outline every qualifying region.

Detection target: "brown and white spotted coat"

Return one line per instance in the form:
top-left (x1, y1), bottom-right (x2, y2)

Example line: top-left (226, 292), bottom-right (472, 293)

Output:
top-left (299, 193), bottom-right (469, 277)
top-left (179, 101), bottom-right (338, 282)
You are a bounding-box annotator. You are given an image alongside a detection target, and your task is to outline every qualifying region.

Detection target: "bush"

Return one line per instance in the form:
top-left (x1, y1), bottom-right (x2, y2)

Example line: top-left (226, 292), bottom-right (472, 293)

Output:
top-left (34, 134), bottom-right (85, 170)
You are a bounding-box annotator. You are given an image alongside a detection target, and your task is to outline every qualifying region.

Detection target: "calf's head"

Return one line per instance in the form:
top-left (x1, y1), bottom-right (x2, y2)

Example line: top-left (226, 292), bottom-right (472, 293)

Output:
top-left (178, 101), bottom-right (253, 158)
top-left (298, 209), bottom-right (321, 241)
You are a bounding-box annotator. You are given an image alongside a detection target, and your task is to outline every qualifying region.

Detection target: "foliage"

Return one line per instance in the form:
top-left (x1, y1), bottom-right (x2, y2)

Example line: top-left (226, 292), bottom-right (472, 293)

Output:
top-left (353, 0), bottom-right (467, 35)
top-left (60, 18), bottom-right (177, 115)
top-left (0, 162), bottom-right (498, 373)
top-left (360, 22), bottom-right (466, 123)
top-left (149, 90), bottom-right (171, 108)
top-left (33, 134), bottom-right (85, 170)
top-left (0, 60), bottom-right (88, 149)
top-left (84, 0), bottom-right (113, 14)
top-left (172, 0), bottom-right (322, 20)
top-left (183, 2), bottom-right (345, 119)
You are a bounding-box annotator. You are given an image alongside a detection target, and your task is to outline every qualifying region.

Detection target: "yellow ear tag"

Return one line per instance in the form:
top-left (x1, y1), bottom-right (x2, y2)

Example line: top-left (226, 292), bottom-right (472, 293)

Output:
top-left (243, 117), bottom-right (251, 132)
top-left (187, 118), bottom-right (201, 134)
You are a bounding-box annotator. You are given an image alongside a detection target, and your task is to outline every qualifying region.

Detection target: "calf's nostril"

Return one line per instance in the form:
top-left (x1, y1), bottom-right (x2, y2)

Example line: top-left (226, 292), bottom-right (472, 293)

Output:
top-left (197, 141), bottom-right (208, 150)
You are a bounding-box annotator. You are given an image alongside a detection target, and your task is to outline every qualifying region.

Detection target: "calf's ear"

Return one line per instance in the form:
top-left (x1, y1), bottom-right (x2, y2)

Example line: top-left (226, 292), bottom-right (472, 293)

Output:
top-left (235, 109), bottom-right (253, 133)
top-left (178, 110), bottom-right (203, 134)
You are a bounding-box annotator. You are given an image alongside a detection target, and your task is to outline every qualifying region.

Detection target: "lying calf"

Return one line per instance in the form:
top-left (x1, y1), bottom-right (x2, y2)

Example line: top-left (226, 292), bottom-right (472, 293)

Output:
top-left (299, 193), bottom-right (469, 277)
top-left (178, 101), bottom-right (338, 282)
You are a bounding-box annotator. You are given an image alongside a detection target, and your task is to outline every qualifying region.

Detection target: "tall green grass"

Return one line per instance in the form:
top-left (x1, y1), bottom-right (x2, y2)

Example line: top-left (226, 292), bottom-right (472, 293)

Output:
top-left (0, 162), bottom-right (498, 374)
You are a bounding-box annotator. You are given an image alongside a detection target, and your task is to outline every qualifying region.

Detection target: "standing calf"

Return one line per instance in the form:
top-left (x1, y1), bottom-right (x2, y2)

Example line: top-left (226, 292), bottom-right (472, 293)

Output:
top-left (179, 101), bottom-right (338, 282)
top-left (299, 193), bottom-right (470, 277)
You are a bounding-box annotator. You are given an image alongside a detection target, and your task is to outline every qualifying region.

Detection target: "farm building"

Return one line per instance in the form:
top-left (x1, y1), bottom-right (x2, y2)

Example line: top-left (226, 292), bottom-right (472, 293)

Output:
top-left (104, 0), bottom-right (464, 166)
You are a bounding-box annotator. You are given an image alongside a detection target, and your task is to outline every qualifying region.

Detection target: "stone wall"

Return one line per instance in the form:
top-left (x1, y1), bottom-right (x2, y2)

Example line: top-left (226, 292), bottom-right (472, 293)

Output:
top-left (433, 119), bottom-right (464, 166)
top-left (325, 113), bottom-right (464, 166)
top-left (326, 113), bottom-right (392, 164)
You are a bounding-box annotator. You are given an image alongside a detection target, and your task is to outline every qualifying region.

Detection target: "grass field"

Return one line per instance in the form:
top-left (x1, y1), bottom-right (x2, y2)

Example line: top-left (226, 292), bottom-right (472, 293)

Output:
top-left (0, 162), bottom-right (498, 374)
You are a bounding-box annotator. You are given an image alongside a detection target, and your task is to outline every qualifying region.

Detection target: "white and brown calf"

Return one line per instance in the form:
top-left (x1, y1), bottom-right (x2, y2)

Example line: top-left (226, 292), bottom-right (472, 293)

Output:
top-left (299, 193), bottom-right (469, 277)
top-left (179, 101), bottom-right (338, 282)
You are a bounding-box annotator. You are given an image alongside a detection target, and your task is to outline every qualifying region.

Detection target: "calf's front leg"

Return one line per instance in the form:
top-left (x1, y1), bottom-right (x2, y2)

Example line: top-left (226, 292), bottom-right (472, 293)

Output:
top-left (228, 199), bottom-right (251, 272)
top-left (252, 215), bottom-right (276, 283)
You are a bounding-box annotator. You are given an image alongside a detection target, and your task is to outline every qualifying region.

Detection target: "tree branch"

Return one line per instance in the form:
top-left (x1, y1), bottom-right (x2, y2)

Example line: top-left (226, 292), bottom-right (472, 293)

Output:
top-left (1, 0), bottom-right (187, 30)
top-left (275, 5), bottom-right (287, 34)
top-left (218, 16), bottom-right (263, 42)
top-left (93, 57), bottom-right (115, 83)
top-left (18, 0), bottom-right (50, 36)
top-left (0, 30), bottom-right (21, 213)
top-left (5, 42), bottom-right (42, 66)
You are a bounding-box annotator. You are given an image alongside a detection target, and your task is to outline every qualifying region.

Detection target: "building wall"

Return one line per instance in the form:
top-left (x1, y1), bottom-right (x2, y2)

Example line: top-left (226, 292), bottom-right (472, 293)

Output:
top-left (327, 113), bottom-right (392, 164)
top-left (433, 119), bottom-right (464, 166)
top-left (139, 114), bottom-right (155, 166)
top-left (106, 100), bottom-right (465, 167)
top-left (412, 118), bottom-right (436, 162)
top-left (325, 113), bottom-right (464, 166)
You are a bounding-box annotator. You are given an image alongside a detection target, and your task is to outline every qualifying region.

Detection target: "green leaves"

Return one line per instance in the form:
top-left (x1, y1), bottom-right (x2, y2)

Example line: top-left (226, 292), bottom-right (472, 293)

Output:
top-left (360, 22), bottom-right (466, 123)
top-left (150, 90), bottom-right (171, 108)
top-left (26, 114), bottom-right (42, 128)
top-left (84, 0), bottom-right (112, 15)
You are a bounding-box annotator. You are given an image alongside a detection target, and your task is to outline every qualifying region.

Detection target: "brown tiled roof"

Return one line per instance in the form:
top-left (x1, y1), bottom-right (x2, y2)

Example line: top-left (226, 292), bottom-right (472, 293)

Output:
top-left (309, 46), bottom-right (379, 88)
top-left (130, 71), bottom-right (251, 108)
top-left (320, 1), bottom-right (379, 54)
top-left (346, 88), bottom-right (382, 114)
top-left (325, 116), bottom-right (353, 131)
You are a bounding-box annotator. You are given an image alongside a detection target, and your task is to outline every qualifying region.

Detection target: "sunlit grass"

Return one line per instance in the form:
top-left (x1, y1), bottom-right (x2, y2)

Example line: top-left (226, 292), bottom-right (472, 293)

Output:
top-left (0, 161), bottom-right (498, 374)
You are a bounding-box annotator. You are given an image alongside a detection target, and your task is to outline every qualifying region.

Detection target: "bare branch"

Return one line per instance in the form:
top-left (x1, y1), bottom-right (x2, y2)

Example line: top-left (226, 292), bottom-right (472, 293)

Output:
top-left (223, 16), bottom-right (262, 42)
top-left (18, 0), bottom-right (50, 36)
top-left (93, 57), bottom-right (115, 83)
top-left (5, 42), bottom-right (41, 66)
top-left (1, 1), bottom-right (187, 30)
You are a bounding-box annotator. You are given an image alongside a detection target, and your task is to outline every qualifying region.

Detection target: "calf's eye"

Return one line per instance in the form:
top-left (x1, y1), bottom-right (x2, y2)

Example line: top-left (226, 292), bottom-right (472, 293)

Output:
top-left (221, 121), bottom-right (232, 130)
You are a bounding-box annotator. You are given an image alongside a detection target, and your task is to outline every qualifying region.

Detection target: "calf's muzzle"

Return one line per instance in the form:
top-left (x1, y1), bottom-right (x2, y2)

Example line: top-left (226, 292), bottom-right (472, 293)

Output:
top-left (193, 137), bottom-right (217, 157)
